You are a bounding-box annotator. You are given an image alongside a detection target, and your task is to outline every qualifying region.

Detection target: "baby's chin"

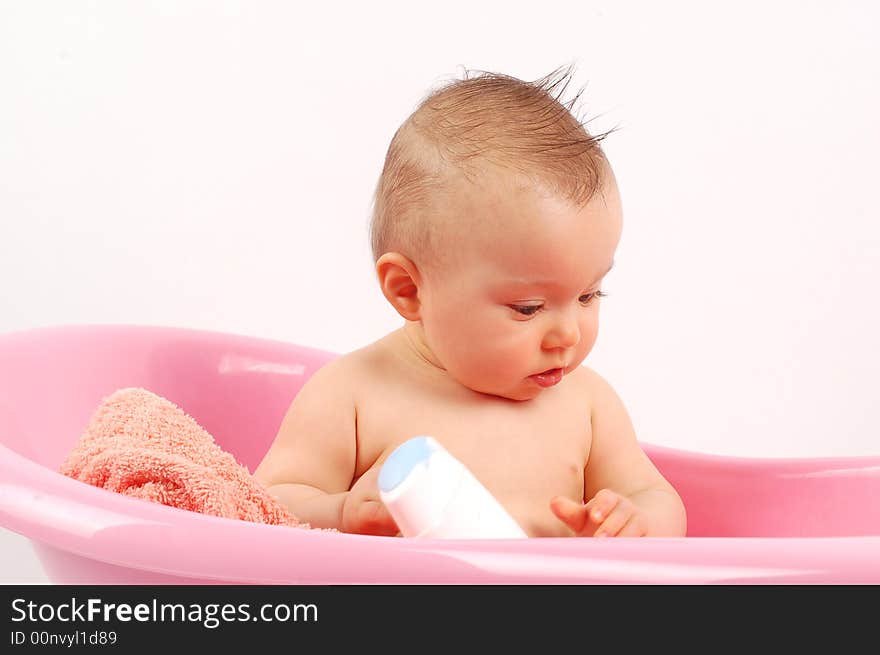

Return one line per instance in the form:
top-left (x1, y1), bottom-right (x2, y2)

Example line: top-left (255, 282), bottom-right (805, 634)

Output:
top-left (460, 379), bottom-right (546, 402)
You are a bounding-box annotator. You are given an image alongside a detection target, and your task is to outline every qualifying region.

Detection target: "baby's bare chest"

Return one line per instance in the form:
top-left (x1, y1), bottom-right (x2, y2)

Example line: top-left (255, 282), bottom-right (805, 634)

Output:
top-left (353, 378), bottom-right (593, 536)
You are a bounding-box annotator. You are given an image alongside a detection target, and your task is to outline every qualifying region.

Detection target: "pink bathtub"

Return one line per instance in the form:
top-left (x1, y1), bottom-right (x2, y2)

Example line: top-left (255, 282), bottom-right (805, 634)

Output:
top-left (1, 324), bottom-right (878, 584)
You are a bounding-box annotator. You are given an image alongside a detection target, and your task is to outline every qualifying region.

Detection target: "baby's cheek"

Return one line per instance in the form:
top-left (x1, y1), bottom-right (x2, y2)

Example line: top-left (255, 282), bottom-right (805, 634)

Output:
top-left (577, 321), bottom-right (600, 358)
top-left (484, 332), bottom-right (535, 373)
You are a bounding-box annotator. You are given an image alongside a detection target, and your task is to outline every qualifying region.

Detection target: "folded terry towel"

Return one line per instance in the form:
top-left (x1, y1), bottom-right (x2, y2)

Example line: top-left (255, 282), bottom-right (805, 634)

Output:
top-left (60, 387), bottom-right (306, 528)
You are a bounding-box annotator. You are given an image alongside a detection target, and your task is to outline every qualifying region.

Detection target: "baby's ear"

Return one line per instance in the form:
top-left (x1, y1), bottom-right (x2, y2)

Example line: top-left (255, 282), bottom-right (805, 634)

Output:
top-left (376, 252), bottom-right (422, 320)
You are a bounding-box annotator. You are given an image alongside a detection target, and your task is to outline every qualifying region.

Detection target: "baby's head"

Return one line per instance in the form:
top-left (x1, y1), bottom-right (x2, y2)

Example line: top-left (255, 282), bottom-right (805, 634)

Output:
top-left (370, 67), bottom-right (622, 401)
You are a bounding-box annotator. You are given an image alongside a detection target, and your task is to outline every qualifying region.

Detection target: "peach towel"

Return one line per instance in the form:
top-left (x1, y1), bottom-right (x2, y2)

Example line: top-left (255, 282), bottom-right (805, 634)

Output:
top-left (59, 387), bottom-right (306, 528)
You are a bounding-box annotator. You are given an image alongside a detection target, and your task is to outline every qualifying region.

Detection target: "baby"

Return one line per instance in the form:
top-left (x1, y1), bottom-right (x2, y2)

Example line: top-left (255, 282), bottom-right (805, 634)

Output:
top-left (255, 67), bottom-right (687, 538)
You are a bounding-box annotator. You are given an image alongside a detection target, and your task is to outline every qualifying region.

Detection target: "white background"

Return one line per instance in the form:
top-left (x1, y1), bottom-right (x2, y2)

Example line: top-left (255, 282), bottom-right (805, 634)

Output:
top-left (1, 1), bottom-right (877, 582)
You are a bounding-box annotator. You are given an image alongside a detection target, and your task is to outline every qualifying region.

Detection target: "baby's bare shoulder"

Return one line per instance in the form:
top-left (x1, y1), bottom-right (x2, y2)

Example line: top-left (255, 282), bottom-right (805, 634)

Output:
top-left (567, 364), bottom-right (601, 397)
top-left (346, 336), bottom-right (392, 368)
top-left (286, 347), bottom-right (380, 418)
top-left (300, 351), bottom-right (355, 393)
top-left (565, 365), bottom-right (620, 416)
top-left (571, 364), bottom-right (614, 393)
top-left (317, 335), bottom-right (398, 392)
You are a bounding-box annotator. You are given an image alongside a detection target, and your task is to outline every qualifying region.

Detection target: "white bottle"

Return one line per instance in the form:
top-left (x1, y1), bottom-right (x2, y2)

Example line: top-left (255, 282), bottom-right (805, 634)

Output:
top-left (378, 436), bottom-right (527, 539)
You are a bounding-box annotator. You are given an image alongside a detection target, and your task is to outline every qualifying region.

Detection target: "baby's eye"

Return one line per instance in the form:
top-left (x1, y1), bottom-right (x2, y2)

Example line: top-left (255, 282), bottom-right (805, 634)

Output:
top-left (579, 290), bottom-right (608, 306)
top-left (510, 304), bottom-right (543, 316)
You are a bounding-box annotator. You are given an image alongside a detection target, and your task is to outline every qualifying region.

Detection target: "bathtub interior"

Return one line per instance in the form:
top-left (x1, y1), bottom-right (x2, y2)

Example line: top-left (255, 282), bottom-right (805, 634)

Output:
top-left (0, 325), bottom-right (334, 473)
top-left (1, 324), bottom-right (879, 540)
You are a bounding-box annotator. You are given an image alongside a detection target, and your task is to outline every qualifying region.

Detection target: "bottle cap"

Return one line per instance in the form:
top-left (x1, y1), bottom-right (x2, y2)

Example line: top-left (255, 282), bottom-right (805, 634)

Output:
top-left (379, 436), bottom-right (463, 537)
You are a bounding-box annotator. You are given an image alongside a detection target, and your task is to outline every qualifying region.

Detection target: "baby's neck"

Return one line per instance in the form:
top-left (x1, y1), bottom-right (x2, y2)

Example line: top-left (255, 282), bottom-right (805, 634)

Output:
top-left (388, 324), bottom-right (521, 406)
top-left (396, 322), bottom-right (446, 374)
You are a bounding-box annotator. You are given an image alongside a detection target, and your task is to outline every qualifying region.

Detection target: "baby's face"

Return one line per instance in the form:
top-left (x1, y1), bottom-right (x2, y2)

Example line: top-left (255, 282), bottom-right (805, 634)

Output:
top-left (417, 172), bottom-right (623, 401)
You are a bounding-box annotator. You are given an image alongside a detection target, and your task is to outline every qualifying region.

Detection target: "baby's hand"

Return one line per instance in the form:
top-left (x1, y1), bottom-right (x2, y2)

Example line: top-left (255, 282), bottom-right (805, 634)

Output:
top-left (550, 488), bottom-right (647, 538)
top-left (341, 464), bottom-right (400, 537)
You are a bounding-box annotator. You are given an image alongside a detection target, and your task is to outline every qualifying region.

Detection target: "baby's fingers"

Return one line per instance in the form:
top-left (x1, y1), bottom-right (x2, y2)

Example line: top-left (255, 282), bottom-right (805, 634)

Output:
top-left (616, 516), bottom-right (647, 537)
top-left (585, 489), bottom-right (629, 537)
top-left (360, 500), bottom-right (399, 535)
top-left (584, 489), bottom-right (621, 530)
top-left (550, 496), bottom-right (589, 533)
top-left (349, 499), bottom-right (399, 536)
top-left (593, 503), bottom-right (632, 537)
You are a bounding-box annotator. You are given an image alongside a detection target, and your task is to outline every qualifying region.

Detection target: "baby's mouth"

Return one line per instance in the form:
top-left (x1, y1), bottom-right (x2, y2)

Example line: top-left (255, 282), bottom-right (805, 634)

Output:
top-left (529, 368), bottom-right (564, 388)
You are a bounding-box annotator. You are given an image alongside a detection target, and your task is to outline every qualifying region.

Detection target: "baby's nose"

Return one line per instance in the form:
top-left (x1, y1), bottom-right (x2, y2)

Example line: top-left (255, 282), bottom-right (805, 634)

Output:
top-left (543, 311), bottom-right (581, 350)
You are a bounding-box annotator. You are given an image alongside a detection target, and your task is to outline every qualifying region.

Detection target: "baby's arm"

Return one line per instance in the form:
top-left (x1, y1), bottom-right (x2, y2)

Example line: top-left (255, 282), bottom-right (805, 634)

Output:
top-left (254, 360), bottom-right (357, 530)
top-left (551, 369), bottom-right (687, 537)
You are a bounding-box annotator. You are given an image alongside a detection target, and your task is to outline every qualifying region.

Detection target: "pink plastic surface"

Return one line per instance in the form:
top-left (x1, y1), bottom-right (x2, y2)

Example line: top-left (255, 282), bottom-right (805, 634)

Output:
top-left (1, 324), bottom-right (879, 584)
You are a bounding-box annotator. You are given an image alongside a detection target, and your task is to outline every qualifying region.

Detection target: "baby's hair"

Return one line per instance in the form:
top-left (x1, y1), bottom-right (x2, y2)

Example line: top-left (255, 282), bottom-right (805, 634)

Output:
top-left (369, 64), bottom-right (618, 270)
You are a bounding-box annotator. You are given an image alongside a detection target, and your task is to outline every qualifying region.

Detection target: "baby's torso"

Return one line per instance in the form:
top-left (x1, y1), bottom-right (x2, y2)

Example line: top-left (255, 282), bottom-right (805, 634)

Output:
top-left (346, 333), bottom-right (594, 537)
